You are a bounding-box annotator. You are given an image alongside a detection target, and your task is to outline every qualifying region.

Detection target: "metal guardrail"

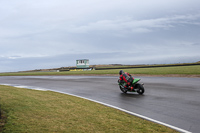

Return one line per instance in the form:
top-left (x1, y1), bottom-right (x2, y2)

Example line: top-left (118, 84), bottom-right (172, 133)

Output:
top-left (95, 63), bottom-right (200, 70)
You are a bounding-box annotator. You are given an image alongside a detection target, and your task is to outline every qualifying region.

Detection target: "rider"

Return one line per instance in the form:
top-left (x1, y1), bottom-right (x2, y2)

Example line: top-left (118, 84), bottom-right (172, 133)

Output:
top-left (119, 70), bottom-right (134, 90)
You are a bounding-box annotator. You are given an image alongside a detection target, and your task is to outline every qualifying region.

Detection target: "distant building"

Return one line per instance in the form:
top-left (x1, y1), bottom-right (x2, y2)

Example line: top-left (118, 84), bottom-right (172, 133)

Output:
top-left (76, 59), bottom-right (89, 68)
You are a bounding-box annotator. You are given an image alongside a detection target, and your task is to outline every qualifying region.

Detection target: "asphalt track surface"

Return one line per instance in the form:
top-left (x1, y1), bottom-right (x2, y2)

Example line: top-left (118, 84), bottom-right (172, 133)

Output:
top-left (0, 76), bottom-right (200, 133)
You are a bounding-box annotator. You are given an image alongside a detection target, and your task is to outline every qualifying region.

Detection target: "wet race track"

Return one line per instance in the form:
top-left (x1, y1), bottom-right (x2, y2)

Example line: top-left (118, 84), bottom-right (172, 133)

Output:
top-left (0, 76), bottom-right (200, 133)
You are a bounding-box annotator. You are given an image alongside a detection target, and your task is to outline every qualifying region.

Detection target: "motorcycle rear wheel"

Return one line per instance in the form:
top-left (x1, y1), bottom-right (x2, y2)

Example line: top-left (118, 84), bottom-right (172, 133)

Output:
top-left (119, 86), bottom-right (127, 93)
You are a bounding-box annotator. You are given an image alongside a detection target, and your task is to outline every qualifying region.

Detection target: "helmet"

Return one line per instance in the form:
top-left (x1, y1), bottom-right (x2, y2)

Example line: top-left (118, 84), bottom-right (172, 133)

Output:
top-left (119, 70), bottom-right (124, 75)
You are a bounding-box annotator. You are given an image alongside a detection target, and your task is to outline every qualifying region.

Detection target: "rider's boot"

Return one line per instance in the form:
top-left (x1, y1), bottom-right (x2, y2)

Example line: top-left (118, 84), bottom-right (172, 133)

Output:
top-left (131, 87), bottom-right (134, 91)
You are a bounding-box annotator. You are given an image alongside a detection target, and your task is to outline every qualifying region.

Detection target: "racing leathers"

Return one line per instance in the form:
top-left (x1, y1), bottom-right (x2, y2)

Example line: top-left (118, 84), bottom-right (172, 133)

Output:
top-left (119, 72), bottom-right (134, 90)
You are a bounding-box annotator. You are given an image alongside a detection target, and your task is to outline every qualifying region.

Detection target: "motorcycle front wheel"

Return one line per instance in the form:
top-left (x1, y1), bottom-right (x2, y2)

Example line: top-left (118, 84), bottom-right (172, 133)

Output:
top-left (137, 84), bottom-right (145, 95)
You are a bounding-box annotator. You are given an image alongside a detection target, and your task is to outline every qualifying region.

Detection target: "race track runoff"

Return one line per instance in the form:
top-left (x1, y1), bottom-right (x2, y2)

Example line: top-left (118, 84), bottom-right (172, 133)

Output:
top-left (0, 76), bottom-right (200, 133)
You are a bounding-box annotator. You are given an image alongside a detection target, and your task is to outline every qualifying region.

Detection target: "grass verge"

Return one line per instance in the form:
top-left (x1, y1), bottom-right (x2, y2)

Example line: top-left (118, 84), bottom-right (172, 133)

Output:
top-left (0, 65), bottom-right (200, 77)
top-left (0, 85), bottom-right (178, 133)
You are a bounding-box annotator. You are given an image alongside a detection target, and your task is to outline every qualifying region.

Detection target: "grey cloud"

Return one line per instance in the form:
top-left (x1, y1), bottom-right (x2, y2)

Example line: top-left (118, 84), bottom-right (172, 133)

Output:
top-left (0, 0), bottom-right (200, 72)
top-left (0, 51), bottom-right (199, 72)
top-left (67, 13), bottom-right (200, 37)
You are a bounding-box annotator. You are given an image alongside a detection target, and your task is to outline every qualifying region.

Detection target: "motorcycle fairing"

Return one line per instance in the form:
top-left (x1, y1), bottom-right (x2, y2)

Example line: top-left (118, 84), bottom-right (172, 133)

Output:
top-left (132, 78), bottom-right (141, 84)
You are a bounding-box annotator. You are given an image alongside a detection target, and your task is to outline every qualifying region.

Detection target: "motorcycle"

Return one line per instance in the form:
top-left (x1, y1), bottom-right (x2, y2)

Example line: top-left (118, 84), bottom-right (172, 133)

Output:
top-left (118, 78), bottom-right (145, 94)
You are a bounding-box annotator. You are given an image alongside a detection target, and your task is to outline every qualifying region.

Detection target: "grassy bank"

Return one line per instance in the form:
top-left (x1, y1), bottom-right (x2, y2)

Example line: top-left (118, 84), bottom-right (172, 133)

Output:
top-left (0, 85), bottom-right (178, 133)
top-left (0, 65), bottom-right (200, 76)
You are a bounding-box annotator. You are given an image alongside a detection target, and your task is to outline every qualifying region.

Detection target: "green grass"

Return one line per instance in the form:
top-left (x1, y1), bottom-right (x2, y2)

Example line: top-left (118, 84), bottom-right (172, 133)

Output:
top-left (0, 65), bottom-right (200, 76)
top-left (125, 65), bottom-right (200, 75)
top-left (0, 85), bottom-right (178, 133)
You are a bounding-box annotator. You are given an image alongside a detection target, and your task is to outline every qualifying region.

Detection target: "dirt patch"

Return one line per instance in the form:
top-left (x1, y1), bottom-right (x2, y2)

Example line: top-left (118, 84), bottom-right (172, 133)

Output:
top-left (132, 74), bottom-right (200, 78)
top-left (0, 109), bottom-right (7, 132)
top-left (58, 74), bottom-right (200, 78)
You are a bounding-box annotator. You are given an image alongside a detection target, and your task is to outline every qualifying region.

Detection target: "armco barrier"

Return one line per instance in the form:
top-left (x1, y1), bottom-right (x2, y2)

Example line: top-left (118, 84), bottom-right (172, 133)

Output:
top-left (95, 63), bottom-right (200, 70)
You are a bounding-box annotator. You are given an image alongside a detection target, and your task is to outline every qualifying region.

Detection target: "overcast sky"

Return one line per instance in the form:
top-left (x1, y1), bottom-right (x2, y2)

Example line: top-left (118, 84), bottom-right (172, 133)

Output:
top-left (0, 0), bottom-right (200, 72)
